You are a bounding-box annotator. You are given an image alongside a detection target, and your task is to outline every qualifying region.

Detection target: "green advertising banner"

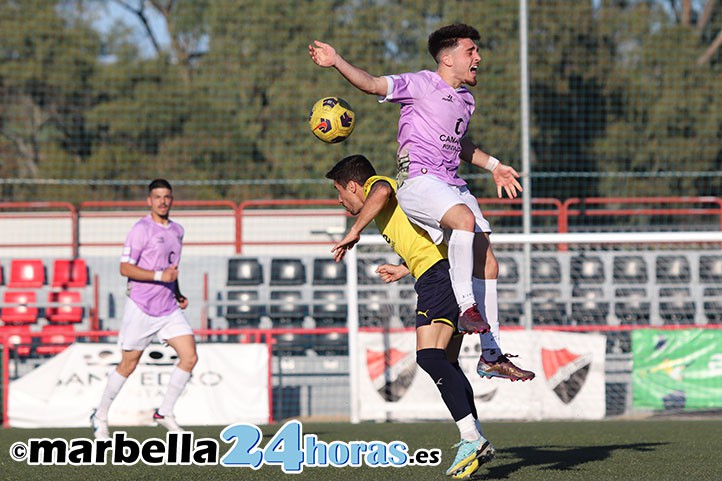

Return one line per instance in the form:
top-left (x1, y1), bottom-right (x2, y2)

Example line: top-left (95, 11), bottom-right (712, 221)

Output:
top-left (633, 329), bottom-right (722, 410)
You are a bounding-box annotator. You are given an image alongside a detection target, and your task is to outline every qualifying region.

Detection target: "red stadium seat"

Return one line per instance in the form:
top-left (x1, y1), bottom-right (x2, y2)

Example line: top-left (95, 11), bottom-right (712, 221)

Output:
top-left (0, 324), bottom-right (33, 357)
top-left (36, 324), bottom-right (76, 356)
top-left (8, 259), bottom-right (45, 288)
top-left (46, 290), bottom-right (84, 324)
top-left (51, 258), bottom-right (88, 288)
top-left (1, 291), bottom-right (39, 324)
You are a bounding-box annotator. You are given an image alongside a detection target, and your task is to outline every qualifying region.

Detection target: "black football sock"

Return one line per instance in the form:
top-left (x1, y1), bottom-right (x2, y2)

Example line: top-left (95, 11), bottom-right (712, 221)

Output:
top-left (417, 348), bottom-right (472, 421)
top-left (451, 360), bottom-right (478, 420)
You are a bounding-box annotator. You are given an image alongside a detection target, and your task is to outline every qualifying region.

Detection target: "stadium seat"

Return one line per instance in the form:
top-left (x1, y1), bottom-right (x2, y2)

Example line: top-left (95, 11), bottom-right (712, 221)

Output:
top-left (1, 291), bottom-right (39, 324)
top-left (614, 288), bottom-right (650, 325)
top-left (225, 290), bottom-right (263, 327)
top-left (613, 256), bottom-right (648, 283)
top-left (703, 287), bottom-right (722, 324)
top-left (312, 290), bottom-right (346, 326)
top-left (531, 257), bottom-right (561, 284)
top-left (571, 287), bottom-right (609, 324)
top-left (0, 324), bottom-right (33, 357)
top-left (313, 330), bottom-right (348, 356)
top-left (35, 324), bottom-right (76, 356)
top-left (272, 331), bottom-right (310, 356)
top-left (359, 290), bottom-right (392, 327)
top-left (398, 288), bottom-right (417, 327)
top-left (270, 258), bottom-right (306, 285)
top-left (531, 288), bottom-right (566, 324)
top-left (659, 287), bottom-right (695, 324)
top-left (227, 258), bottom-right (264, 286)
top-left (570, 255), bottom-right (605, 283)
top-left (269, 290), bottom-right (307, 323)
top-left (311, 289), bottom-right (349, 355)
top-left (268, 288), bottom-right (309, 356)
top-left (51, 258), bottom-right (89, 288)
top-left (357, 258), bottom-right (388, 285)
top-left (498, 288), bottom-right (523, 325)
top-left (8, 258), bottom-right (45, 288)
top-left (312, 258), bottom-right (346, 285)
top-left (497, 257), bottom-right (520, 284)
top-left (655, 255), bottom-right (691, 284)
top-left (699, 255), bottom-right (722, 283)
top-left (46, 290), bottom-right (84, 324)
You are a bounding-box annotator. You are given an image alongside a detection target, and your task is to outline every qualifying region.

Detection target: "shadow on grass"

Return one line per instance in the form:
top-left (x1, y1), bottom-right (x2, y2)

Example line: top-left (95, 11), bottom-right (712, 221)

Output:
top-left (474, 442), bottom-right (668, 480)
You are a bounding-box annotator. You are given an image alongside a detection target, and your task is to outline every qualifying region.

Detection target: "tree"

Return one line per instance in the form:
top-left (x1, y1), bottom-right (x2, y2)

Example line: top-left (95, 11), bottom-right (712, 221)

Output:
top-left (0, 0), bottom-right (101, 186)
top-left (593, 0), bottom-right (722, 198)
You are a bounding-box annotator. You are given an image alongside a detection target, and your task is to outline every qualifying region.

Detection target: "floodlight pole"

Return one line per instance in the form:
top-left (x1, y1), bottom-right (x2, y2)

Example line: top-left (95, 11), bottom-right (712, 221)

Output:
top-left (519, 0), bottom-right (533, 330)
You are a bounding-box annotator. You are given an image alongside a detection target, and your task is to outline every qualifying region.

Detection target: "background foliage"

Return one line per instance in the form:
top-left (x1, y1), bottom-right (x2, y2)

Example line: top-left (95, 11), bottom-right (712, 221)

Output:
top-left (1, 0), bottom-right (721, 203)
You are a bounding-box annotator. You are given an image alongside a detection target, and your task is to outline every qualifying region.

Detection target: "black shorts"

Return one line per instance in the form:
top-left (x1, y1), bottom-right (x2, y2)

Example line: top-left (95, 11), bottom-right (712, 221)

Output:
top-left (414, 259), bottom-right (458, 331)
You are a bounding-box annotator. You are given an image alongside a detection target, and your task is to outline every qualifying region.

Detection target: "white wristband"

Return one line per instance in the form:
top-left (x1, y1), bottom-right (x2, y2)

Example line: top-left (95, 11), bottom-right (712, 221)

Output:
top-left (485, 156), bottom-right (500, 172)
top-left (153, 270), bottom-right (163, 282)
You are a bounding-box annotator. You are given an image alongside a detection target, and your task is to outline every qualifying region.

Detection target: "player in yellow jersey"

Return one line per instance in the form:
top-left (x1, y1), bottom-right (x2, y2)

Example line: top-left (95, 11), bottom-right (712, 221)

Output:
top-left (326, 155), bottom-right (534, 478)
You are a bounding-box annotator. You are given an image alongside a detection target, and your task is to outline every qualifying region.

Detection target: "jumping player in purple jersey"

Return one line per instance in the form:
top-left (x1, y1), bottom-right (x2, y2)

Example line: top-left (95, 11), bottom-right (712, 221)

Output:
top-left (309, 24), bottom-right (527, 377)
top-left (91, 179), bottom-right (198, 439)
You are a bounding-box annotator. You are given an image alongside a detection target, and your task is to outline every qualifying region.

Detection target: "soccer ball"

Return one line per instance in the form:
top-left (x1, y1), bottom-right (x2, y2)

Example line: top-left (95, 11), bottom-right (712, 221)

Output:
top-left (308, 97), bottom-right (356, 143)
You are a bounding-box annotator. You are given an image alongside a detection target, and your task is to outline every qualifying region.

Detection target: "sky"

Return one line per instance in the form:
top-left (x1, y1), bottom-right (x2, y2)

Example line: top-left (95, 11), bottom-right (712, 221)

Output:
top-left (90, 0), bottom-right (170, 57)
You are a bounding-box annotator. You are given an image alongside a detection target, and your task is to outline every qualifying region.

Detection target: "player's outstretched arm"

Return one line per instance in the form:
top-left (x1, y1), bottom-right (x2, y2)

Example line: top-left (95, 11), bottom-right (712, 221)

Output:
top-left (330, 180), bottom-right (393, 263)
top-left (491, 163), bottom-right (523, 199)
top-left (461, 137), bottom-right (522, 198)
top-left (308, 40), bottom-right (387, 96)
top-left (331, 231), bottom-right (360, 263)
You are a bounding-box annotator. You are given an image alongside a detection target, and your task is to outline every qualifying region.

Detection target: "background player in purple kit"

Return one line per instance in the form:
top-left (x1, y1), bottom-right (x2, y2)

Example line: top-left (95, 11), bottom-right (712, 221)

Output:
top-left (309, 24), bottom-right (528, 376)
top-left (91, 179), bottom-right (198, 439)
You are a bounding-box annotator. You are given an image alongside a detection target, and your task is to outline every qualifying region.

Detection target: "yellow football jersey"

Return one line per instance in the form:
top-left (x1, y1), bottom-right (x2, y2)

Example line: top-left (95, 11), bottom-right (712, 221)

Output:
top-left (363, 176), bottom-right (448, 279)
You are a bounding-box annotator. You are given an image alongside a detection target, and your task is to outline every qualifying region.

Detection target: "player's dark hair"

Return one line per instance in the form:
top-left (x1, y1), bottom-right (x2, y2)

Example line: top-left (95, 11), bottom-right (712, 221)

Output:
top-left (325, 154), bottom-right (377, 186)
top-left (148, 178), bottom-right (172, 192)
top-left (428, 24), bottom-right (480, 62)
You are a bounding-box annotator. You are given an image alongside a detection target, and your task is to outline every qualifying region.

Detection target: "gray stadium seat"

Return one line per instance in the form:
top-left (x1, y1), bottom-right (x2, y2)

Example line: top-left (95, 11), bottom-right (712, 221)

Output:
top-left (270, 258), bottom-right (306, 286)
top-left (531, 288), bottom-right (566, 324)
top-left (655, 255), bottom-right (691, 284)
top-left (269, 290), bottom-right (307, 323)
top-left (312, 258), bottom-right (346, 285)
top-left (497, 257), bottom-right (520, 284)
top-left (532, 257), bottom-right (562, 284)
top-left (312, 290), bottom-right (346, 325)
top-left (225, 290), bottom-right (262, 327)
top-left (498, 288), bottom-right (523, 325)
top-left (398, 288), bottom-right (417, 327)
top-left (700, 255), bottom-right (722, 283)
top-left (357, 258), bottom-right (388, 285)
top-left (571, 286), bottom-right (609, 324)
top-left (659, 287), bottom-right (695, 324)
top-left (570, 255), bottom-right (605, 283)
top-left (615, 287), bottom-right (650, 325)
top-left (227, 258), bottom-right (263, 286)
top-left (613, 256), bottom-right (648, 283)
top-left (359, 290), bottom-right (392, 327)
top-left (703, 287), bottom-right (722, 324)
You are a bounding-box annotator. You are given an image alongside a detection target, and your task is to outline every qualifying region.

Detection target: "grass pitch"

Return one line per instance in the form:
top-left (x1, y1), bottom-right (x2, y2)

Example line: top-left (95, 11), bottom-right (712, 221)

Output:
top-left (1, 418), bottom-right (720, 480)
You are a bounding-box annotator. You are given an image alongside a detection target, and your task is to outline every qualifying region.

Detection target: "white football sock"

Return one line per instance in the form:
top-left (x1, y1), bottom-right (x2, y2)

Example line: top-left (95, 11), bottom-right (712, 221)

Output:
top-left (474, 278), bottom-right (502, 360)
top-left (449, 230), bottom-right (476, 312)
top-left (96, 369), bottom-right (127, 419)
top-left (158, 367), bottom-right (192, 416)
top-left (457, 413), bottom-right (481, 441)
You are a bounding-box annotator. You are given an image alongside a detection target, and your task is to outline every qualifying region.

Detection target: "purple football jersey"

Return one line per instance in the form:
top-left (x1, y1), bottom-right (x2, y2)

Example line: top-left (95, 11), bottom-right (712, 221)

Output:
top-left (120, 215), bottom-right (185, 317)
top-left (381, 70), bottom-right (475, 187)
